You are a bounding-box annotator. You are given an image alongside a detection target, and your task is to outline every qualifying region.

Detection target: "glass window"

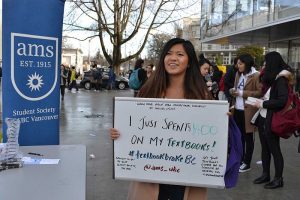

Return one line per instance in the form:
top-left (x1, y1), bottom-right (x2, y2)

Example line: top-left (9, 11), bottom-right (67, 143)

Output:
top-left (236, 0), bottom-right (253, 30)
top-left (274, 0), bottom-right (300, 20)
top-left (211, 0), bottom-right (223, 25)
top-left (209, 0), bottom-right (224, 36)
top-left (232, 45), bottom-right (240, 49)
top-left (223, 56), bottom-right (230, 65)
top-left (254, 0), bottom-right (269, 12)
top-left (289, 39), bottom-right (300, 92)
top-left (200, 0), bottom-right (211, 39)
top-left (222, 0), bottom-right (238, 34)
top-left (221, 44), bottom-right (230, 49)
top-left (237, 0), bottom-right (253, 17)
top-left (253, 0), bottom-right (271, 26)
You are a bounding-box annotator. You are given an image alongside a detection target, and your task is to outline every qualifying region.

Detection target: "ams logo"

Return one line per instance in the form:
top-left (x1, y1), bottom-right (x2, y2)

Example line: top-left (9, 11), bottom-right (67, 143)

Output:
top-left (11, 33), bottom-right (58, 101)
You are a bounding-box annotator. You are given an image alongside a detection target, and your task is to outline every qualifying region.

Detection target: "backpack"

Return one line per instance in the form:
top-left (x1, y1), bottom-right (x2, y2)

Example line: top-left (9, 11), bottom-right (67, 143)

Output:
top-left (129, 69), bottom-right (141, 90)
top-left (271, 86), bottom-right (300, 139)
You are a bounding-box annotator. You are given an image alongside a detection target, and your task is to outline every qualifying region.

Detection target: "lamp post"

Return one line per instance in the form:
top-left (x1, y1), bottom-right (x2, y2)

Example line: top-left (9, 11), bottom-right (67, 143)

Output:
top-left (128, 51), bottom-right (131, 70)
top-left (88, 38), bottom-right (92, 66)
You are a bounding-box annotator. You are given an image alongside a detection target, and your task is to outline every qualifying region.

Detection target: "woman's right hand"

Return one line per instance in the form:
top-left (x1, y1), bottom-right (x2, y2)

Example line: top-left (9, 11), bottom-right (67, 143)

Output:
top-left (229, 88), bottom-right (238, 97)
top-left (110, 128), bottom-right (120, 140)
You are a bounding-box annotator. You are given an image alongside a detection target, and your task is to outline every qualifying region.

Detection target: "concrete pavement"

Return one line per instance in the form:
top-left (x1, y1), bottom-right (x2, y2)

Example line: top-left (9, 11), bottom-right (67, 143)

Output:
top-left (1, 84), bottom-right (297, 199)
top-left (59, 89), bottom-right (299, 200)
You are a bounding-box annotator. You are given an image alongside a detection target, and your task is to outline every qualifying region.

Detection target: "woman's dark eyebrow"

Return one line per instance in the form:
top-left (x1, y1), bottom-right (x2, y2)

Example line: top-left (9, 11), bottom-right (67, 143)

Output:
top-left (167, 50), bottom-right (186, 54)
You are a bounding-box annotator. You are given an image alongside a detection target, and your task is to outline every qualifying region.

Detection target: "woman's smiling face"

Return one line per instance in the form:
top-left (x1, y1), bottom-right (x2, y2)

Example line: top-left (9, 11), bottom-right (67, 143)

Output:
top-left (164, 43), bottom-right (189, 76)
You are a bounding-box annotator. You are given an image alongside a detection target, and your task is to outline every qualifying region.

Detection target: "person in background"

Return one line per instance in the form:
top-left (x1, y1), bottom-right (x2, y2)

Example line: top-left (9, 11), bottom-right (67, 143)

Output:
top-left (225, 58), bottom-right (238, 104)
top-left (108, 66), bottom-right (116, 90)
top-left (199, 54), bottom-right (220, 100)
top-left (146, 64), bottom-right (154, 78)
top-left (230, 54), bottom-right (262, 173)
top-left (92, 64), bottom-right (102, 91)
top-left (111, 38), bottom-right (211, 200)
top-left (66, 66), bottom-right (71, 87)
top-left (199, 53), bottom-right (211, 79)
top-left (128, 69), bottom-right (133, 79)
top-left (199, 54), bottom-right (213, 91)
top-left (60, 64), bottom-right (68, 100)
top-left (68, 66), bottom-right (79, 92)
top-left (252, 51), bottom-right (293, 189)
top-left (218, 73), bottom-right (226, 101)
top-left (133, 59), bottom-right (147, 97)
top-left (209, 63), bottom-right (223, 100)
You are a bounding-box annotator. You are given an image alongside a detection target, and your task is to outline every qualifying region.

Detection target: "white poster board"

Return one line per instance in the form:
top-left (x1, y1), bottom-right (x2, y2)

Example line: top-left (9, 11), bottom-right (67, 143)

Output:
top-left (113, 97), bottom-right (229, 189)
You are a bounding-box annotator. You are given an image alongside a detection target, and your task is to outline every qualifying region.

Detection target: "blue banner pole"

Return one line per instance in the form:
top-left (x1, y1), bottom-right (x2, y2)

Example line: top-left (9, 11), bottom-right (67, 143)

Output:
top-left (2, 0), bottom-right (66, 145)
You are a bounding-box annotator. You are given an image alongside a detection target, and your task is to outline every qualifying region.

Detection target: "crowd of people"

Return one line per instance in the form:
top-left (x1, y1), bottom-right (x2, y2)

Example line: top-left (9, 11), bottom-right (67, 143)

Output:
top-left (59, 64), bottom-right (118, 100)
top-left (110, 37), bottom-right (298, 200)
top-left (60, 64), bottom-right (80, 101)
top-left (200, 51), bottom-right (294, 189)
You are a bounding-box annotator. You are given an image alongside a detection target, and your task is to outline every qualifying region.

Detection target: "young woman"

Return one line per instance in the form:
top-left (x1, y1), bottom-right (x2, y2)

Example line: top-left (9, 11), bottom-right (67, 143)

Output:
top-left (230, 54), bottom-right (262, 173)
top-left (209, 63), bottom-right (223, 100)
top-left (111, 38), bottom-right (211, 200)
top-left (60, 64), bottom-right (68, 101)
top-left (253, 51), bottom-right (293, 189)
top-left (68, 66), bottom-right (79, 92)
top-left (199, 54), bottom-right (211, 78)
top-left (132, 59), bottom-right (147, 97)
top-left (199, 54), bottom-right (215, 95)
top-left (224, 57), bottom-right (238, 104)
top-left (146, 63), bottom-right (154, 78)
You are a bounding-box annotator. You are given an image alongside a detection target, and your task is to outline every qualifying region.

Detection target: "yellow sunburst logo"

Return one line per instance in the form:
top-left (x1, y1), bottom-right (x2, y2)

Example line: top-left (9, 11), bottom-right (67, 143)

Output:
top-left (27, 72), bottom-right (44, 91)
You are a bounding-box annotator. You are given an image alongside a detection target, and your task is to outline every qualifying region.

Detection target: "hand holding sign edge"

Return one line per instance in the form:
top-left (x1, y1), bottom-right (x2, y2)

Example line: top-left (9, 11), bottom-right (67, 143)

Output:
top-left (110, 128), bottom-right (120, 140)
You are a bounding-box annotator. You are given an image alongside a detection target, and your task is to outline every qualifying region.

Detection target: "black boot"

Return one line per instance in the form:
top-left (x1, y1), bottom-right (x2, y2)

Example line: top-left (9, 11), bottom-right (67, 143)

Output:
top-left (264, 177), bottom-right (283, 189)
top-left (253, 173), bottom-right (270, 184)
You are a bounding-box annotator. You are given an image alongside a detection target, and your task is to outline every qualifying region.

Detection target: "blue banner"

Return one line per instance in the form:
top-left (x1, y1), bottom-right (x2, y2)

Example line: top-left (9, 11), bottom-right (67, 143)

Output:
top-left (2, 0), bottom-right (65, 145)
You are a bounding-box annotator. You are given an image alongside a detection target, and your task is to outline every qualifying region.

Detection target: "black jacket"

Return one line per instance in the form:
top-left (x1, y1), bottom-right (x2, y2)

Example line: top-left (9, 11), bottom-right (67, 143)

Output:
top-left (138, 68), bottom-right (147, 87)
top-left (263, 77), bottom-right (289, 136)
top-left (224, 65), bottom-right (237, 102)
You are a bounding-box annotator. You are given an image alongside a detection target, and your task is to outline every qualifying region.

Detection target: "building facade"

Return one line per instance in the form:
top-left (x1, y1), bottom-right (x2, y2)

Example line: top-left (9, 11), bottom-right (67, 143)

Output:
top-left (182, 17), bottom-right (202, 53)
top-left (61, 48), bottom-right (84, 74)
top-left (200, 0), bottom-right (300, 90)
top-left (201, 43), bottom-right (240, 65)
top-left (182, 17), bottom-right (240, 65)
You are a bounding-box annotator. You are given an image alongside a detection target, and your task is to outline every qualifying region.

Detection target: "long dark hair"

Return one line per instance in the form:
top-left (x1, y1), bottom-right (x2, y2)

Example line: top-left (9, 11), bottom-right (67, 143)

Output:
top-left (199, 53), bottom-right (211, 68)
top-left (134, 58), bottom-right (144, 70)
top-left (237, 54), bottom-right (254, 74)
top-left (139, 38), bottom-right (211, 100)
top-left (262, 51), bottom-right (290, 86)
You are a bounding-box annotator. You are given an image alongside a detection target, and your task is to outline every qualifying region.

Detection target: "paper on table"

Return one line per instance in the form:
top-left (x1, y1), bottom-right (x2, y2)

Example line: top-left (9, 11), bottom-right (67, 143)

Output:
top-left (245, 97), bottom-right (263, 106)
top-left (40, 159), bottom-right (60, 164)
top-left (22, 157), bottom-right (60, 165)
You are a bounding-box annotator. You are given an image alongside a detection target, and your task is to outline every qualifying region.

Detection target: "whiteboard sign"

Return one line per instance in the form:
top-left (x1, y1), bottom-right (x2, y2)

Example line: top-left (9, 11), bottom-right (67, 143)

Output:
top-left (113, 97), bottom-right (229, 189)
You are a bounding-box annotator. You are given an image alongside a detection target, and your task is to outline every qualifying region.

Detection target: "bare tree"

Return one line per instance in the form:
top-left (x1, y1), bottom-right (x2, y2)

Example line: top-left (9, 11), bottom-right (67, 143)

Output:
top-left (92, 49), bottom-right (109, 66)
top-left (147, 33), bottom-right (172, 64)
top-left (62, 37), bottom-right (74, 49)
top-left (64, 0), bottom-right (199, 72)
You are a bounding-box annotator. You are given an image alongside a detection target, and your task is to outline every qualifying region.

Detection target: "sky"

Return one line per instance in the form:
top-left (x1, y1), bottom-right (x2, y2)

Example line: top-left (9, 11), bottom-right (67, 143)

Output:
top-left (63, 0), bottom-right (201, 58)
top-left (0, 0), bottom-right (200, 59)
